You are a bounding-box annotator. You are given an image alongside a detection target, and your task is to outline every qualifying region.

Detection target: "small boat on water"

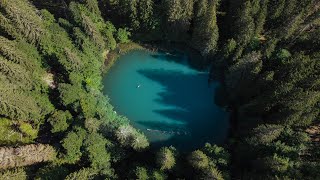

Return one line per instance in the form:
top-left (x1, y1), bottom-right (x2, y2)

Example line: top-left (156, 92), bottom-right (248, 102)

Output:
top-left (137, 84), bottom-right (141, 88)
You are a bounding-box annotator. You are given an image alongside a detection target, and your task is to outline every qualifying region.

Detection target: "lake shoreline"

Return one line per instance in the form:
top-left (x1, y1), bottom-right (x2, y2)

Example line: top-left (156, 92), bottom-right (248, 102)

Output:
top-left (103, 41), bottom-right (233, 151)
top-left (103, 42), bottom-right (146, 72)
top-left (103, 41), bottom-right (210, 73)
top-left (103, 50), bottom-right (229, 150)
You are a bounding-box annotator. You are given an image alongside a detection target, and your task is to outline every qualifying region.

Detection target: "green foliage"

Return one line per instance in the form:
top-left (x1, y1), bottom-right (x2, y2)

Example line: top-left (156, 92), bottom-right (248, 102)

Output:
top-left (227, 30), bottom-right (319, 178)
top-left (268, 0), bottom-right (286, 20)
top-left (270, 141), bottom-right (303, 159)
top-left (137, 0), bottom-right (155, 30)
top-left (125, 0), bottom-right (140, 30)
top-left (0, 80), bottom-right (52, 122)
top-left (204, 143), bottom-right (229, 167)
top-left (201, 165), bottom-right (224, 180)
top-left (116, 28), bottom-right (131, 43)
top-left (0, 36), bottom-right (53, 123)
top-left (83, 0), bottom-right (101, 16)
top-left (80, 93), bottom-right (99, 119)
top-left (223, 39), bottom-right (237, 58)
top-left (58, 83), bottom-right (84, 107)
top-left (61, 127), bottom-right (87, 164)
top-left (103, 21), bottom-right (117, 50)
top-left (69, 1), bottom-right (117, 50)
top-left (151, 170), bottom-right (167, 180)
top-left (48, 110), bottom-right (72, 133)
top-left (189, 145), bottom-right (230, 179)
top-left (0, 55), bottom-right (33, 87)
top-left (115, 124), bottom-right (149, 150)
top-left (0, 12), bottom-right (21, 39)
top-left (263, 154), bottom-right (294, 174)
top-left (253, 0), bottom-right (268, 36)
top-left (225, 51), bottom-right (262, 102)
top-left (156, 146), bottom-right (176, 170)
top-left (0, 168), bottom-right (27, 180)
top-left (194, 0), bottom-right (208, 18)
top-left (191, 0), bottom-right (219, 56)
top-left (0, 37), bottom-right (43, 73)
top-left (0, 0), bottom-right (318, 179)
top-left (134, 166), bottom-right (149, 180)
top-left (35, 165), bottom-right (69, 180)
top-left (280, 128), bottom-right (310, 146)
top-left (0, 0), bottom-right (44, 43)
top-left (69, 2), bottom-right (104, 49)
top-left (58, 18), bottom-right (73, 32)
top-left (107, 0), bottom-right (155, 31)
top-left (276, 49), bottom-right (292, 60)
top-left (164, 0), bottom-right (194, 41)
top-left (263, 38), bottom-right (279, 58)
top-left (84, 118), bottom-right (101, 133)
top-left (83, 133), bottom-right (112, 174)
top-left (65, 168), bottom-right (97, 180)
top-left (19, 122), bottom-right (38, 139)
top-left (232, 1), bottom-right (255, 58)
top-left (248, 124), bottom-right (284, 145)
top-left (188, 150), bottom-right (210, 170)
top-left (0, 118), bottom-right (35, 145)
top-left (39, 19), bottom-right (74, 58)
top-left (41, 9), bottom-right (56, 27)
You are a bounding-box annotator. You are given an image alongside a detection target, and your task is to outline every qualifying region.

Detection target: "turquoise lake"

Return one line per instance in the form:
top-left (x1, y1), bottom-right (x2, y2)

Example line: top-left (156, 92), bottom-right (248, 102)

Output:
top-left (103, 50), bottom-right (229, 150)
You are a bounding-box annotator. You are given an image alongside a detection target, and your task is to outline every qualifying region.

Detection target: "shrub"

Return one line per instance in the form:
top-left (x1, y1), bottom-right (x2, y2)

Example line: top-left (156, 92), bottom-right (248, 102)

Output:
top-left (116, 28), bottom-right (131, 43)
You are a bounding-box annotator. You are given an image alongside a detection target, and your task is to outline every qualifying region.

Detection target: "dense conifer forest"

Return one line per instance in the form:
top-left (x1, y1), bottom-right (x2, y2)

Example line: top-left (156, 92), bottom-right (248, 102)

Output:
top-left (0, 0), bottom-right (319, 179)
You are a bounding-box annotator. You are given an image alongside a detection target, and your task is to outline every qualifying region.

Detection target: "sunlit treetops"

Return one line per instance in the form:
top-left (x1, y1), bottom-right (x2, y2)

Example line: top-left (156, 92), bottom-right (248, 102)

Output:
top-left (0, 0), bottom-right (45, 43)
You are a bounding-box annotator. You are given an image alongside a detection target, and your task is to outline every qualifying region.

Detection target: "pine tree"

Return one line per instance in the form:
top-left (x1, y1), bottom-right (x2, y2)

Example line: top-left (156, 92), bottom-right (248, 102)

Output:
top-left (191, 0), bottom-right (219, 56)
top-left (0, 168), bottom-right (27, 180)
top-left (0, 0), bottom-right (45, 43)
top-left (156, 146), bottom-right (176, 170)
top-left (164, 0), bottom-right (194, 41)
top-left (61, 127), bottom-right (87, 164)
top-left (138, 0), bottom-right (154, 30)
top-left (0, 144), bottom-right (56, 169)
top-left (83, 133), bottom-right (112, 175)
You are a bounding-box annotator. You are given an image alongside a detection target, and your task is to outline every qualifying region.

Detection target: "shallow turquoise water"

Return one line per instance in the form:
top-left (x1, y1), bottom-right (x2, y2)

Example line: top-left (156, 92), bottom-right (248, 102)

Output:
top-left (103, 50), bottom-right (229, 150)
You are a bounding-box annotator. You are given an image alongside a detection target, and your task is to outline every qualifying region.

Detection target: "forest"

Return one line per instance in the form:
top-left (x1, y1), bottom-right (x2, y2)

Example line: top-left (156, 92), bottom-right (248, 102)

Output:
top-left (0, 0), bottom-right (319, 179)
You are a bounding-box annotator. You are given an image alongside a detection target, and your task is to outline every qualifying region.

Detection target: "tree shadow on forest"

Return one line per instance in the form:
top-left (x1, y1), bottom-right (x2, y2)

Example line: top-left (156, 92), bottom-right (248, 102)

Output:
top-left (136, 68), bottom-right (229, 151)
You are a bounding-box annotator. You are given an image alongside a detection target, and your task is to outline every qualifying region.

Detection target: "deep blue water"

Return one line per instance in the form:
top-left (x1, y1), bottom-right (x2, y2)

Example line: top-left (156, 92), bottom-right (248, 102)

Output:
top-left (103, 50), bottom-right (229, 150)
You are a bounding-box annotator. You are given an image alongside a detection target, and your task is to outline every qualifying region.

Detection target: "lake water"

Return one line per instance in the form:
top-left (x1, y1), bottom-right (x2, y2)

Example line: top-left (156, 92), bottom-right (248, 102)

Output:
top-left (103, 50), bottom-right (229, 150)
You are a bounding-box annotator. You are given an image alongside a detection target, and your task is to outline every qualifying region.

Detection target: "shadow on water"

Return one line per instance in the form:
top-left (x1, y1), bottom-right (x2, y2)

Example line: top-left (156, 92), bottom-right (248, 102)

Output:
top-left (150, 50), bottom-right (207, 71)
top-left (150, 53), bottom-right (186, 64)
top-left (136, 68), bottom-right (228, 151)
